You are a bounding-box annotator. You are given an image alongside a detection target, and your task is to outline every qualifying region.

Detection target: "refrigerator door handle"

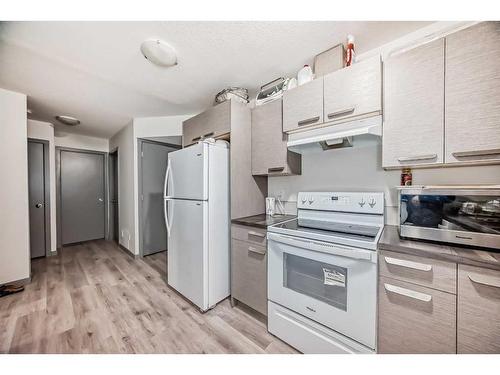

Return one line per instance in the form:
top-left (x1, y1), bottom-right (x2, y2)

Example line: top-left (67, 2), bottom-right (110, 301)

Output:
top-left (164, 199), bottom-right (172, 237)
top-left (164, 159), bottom-right (172, 198)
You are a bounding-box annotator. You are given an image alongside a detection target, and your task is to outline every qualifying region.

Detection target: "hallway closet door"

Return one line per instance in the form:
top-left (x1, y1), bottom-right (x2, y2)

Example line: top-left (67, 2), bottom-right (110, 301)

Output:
top-left (60, 150), bottom-right (105, 245)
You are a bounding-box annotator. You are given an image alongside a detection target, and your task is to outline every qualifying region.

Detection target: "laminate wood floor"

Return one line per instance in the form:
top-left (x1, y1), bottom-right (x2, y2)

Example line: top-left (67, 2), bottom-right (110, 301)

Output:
top-left (0, 240), bottom-right (297, 354)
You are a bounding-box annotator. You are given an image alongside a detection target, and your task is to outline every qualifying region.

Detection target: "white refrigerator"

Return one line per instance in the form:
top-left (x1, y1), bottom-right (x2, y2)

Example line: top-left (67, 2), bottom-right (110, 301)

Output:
top-left (163, 140), bottom-right (230, 311)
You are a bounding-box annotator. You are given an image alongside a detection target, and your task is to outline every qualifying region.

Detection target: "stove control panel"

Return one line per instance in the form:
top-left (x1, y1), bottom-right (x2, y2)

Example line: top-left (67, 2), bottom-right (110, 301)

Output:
top-left (297, 192), bottom-right (384, 214)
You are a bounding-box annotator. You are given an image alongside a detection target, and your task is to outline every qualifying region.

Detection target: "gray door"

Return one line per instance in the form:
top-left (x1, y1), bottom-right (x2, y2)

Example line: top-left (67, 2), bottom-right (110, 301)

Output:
top-left (28, 141), bottom-right (47, 258)
top-left (140, 141), bottom-right (178, 256)
top-left (61, 150), bottom-right (105, 245)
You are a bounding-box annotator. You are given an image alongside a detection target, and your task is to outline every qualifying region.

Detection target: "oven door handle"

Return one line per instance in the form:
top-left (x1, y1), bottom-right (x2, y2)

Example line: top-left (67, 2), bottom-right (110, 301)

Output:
top-left (267, 233), bottom-right (376, 262)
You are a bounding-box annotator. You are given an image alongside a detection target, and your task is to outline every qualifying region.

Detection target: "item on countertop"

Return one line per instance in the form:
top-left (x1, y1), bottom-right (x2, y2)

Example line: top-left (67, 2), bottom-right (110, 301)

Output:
top-left (266, 197), bottom-right (276, 216)
top-left (401, 168), bottom-right (412, 186)
top-left (297, 64), bottom-right (314, 86)
top-left (255, 77), bottom-right (288, 106)
top-left (214, 87), bottom-right (249, 105)
top-left (345, 34), bottom-right (356, 67)
top-left (313, 44), bottom-right (345, 77)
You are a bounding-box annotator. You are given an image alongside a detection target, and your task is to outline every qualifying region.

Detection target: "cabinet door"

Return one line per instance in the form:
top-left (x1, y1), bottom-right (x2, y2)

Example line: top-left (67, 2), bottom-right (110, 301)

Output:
top-left (458, 264), bottom-right (500, 353)
top-left (382, 39), bottom-right (445, 168)
top-left (282, 78), bottom-right (323, 132)
top-left (378, 276), bottom-right (456, 354)
top-left (183, 100), bottom-right (231, 146)
top-left (445, 22), bottom-right (500, 164)
top-left (324, 55), bottom-right (381, 124)
top-left (251, 100), bottom-right (301, 176)
top-left (231, 238), bottom-right (267, 315)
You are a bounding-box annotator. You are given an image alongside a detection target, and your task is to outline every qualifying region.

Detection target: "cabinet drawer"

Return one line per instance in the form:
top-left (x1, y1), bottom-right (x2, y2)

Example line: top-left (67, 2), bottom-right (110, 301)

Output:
top-left (324, 55), bottom-right (381, 124)
top-left (458, 264), bottom-right (500, 353)
top-left (283, 78), bottom-right (323, 132)
top-left (378, 276), bottom-right (456, 354)
top-left (231, 239), bottom-right (267, 315)
top-left (231, 224), bottom-right (267, 246)
top-left (379, 250), bottom-right (456, 294)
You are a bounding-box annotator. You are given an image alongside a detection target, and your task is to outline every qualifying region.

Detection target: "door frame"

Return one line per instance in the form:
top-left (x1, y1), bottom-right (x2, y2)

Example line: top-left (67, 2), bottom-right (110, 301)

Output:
top-left (28, 138), bottom-right (52, 257)
top-left (137, 138), bottom-right (181, 257)
top-left (56, 146), bottom-right (109, 249)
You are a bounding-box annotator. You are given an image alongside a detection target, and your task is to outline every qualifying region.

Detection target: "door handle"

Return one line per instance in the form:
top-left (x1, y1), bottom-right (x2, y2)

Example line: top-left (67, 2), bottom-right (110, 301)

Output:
top-left (468, 273), bottom-right (500, 288)
top-left (384, 283), bottom-right (432, 302)
top-left (203, 132), bottom-right (215, 138)
top-left (384, 256), bottom-right (432, 272)
top-left (397, 154), bottom-right (437, 162)
top-left (35, 203), bottom-right (43, 208)
top-left (268, 167), bottom-right (285, 173)
top-left (164, 199), bottom-right (172, 237)
top-left (248, 230), bottom-right (266, 238)
top-left (191, 136), bottom-right (201, 142)
top-left (98, 198), bottom-right (103, 202)
top-left (297, 116), bottom-right (320, 126)
top-left (327, 107), bottom-right (355, 119)
top-left (452, 148), bottom-right (500, 159)
top-left (164, 159), bottom-right (171, 198)
top-left (248, 246), bottom-right (266, 255)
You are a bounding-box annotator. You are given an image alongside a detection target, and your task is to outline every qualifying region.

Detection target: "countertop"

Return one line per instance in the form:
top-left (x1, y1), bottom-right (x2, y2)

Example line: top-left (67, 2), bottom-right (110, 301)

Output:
top-left (379, 225), bottom-right (500, 271)
top-left (231, 214), bottom-right (296, 229)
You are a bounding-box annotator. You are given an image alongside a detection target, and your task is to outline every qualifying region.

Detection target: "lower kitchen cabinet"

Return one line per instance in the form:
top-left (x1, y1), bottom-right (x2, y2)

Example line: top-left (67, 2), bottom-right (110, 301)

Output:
top-left (231, 226), bottom-right (268, 315)
top-left (457, 264), bottom-right (500, 353)
top-left (378, 276), bottom-right (457, 354)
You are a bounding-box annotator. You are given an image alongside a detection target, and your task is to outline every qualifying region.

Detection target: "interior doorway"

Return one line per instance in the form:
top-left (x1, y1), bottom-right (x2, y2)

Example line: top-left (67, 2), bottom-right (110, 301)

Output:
top-left (27, 139), bottom-right (51, 258)
top-left (138, 139), bottom-right (180, 257)
top-left (108, 149), bottom-right (119, 243)
top-left (57, 148), bottom-right (107, 247)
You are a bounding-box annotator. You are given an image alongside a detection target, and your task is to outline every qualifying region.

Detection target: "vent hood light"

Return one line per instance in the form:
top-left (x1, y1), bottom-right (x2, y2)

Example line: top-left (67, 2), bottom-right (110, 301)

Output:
top-left (287, 115), bottom-right (382, 151)
top-left (140, 39), bottom-right (177, 67)
top-left (55, 115), bottom-right (80, 126)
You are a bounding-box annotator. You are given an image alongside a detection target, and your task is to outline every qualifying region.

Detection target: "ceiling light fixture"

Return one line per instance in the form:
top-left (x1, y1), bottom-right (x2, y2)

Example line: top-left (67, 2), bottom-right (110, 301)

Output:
top-left (140, 39), bottom-right (177, 67)
top-left (55, 115), bottom-right (80, 126)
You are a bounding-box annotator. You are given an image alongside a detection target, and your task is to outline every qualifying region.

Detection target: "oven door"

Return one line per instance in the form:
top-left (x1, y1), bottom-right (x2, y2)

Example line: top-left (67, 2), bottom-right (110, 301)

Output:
top-left (267, 232), bottom-right (377, 349)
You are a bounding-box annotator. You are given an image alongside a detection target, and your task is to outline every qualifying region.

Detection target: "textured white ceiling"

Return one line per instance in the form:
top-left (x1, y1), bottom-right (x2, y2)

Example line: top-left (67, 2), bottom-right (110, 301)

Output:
top-left (0, 21), bottom-right (432, 138)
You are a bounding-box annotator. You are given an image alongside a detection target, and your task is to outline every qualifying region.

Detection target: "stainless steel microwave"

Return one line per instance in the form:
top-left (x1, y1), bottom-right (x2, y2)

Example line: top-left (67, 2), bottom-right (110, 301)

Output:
top-left (398, 186), bottom-right (500, 250)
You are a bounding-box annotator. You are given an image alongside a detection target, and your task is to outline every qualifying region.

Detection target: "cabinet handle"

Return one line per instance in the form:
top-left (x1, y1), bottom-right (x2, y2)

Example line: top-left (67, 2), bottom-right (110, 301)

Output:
top-left (297, 116), bottom-right (320, 126)
top-left (248, 246), bottom-right (266, 255)
top-left (327, 107), bottom-right (355, 119)
top-left (203, 132), bottom-right (215, 138)
top-left (268, 167), bottom-right (285, 173)
top-left (397, 154), bottom-right (437, 162)
top-left (191, 136), bottom-right (201, 142)
top-left (468, 274), bottom-right (500, 288)
top-left (384, 283), bottom-right (432, 302)
top-left (384, 256), bottom-right (432, 272)
top-left (452, 149), bottom-right (500, 159)
top-left (248, 230), bottom-right (266, 238)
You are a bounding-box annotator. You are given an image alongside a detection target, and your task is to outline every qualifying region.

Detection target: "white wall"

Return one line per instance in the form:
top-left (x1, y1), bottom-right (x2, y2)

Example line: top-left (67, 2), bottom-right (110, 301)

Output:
top-left (269, 137), bottom-right (500, 224)
top-left (0, 88), bottom-right (30, 285)
top-left (109, 115), bottom-right (189, 255)
top-left (54, 131), bottom-right (109, 152)
top-left (27, 120), bottom-right (57, 254)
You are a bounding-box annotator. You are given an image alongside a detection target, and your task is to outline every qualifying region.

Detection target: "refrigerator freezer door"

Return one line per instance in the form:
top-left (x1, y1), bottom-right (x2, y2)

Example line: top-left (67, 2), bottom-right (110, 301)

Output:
top-left (166, 142), bottom-right (208, 200)
top-left (167, 198), bottom-right (209, 310)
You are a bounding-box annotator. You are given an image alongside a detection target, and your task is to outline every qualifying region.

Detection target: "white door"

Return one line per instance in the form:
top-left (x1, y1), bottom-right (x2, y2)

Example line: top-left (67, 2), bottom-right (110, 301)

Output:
top-left (267, 233), bottom-right (377, 349)
top-left (167, 198), bottom-right (208, 310)
top-left (165, 143), bottom-right (208, 200)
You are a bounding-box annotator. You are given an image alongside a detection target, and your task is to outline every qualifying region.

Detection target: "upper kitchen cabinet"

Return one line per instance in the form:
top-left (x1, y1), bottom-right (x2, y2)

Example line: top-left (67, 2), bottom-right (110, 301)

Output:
top-left (445, 22), bottom-right (500, 164)
top-left (383, 39), bottom-right (445, 168)
top-left (183, 100), bottom-right (231, 147)
top-left (251, 99), bottom-right (301, 176)
top-left (282, 78), bottom-right (323, 132)
top-left (323, 55), bottom-right (382, 124)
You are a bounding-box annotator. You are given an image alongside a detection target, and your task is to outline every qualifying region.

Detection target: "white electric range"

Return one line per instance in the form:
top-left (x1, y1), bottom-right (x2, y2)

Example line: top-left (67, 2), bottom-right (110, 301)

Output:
top-left (267, 191), bottom-right (384, 354)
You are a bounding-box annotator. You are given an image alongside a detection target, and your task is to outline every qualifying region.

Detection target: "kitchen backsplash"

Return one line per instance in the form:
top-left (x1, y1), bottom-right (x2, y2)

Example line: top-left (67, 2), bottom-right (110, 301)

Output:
top-left (268, 135), bottom-right (500, 225)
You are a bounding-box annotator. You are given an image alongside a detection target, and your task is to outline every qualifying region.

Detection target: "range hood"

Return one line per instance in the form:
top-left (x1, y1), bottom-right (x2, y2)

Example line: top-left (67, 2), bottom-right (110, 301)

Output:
top-left (287, 115), bottom-right (382, 151)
